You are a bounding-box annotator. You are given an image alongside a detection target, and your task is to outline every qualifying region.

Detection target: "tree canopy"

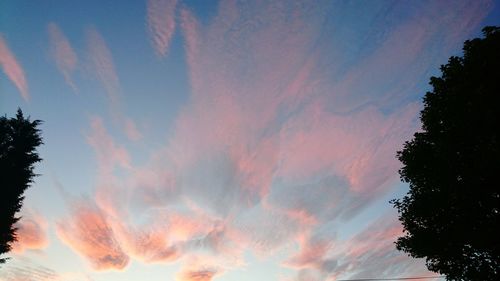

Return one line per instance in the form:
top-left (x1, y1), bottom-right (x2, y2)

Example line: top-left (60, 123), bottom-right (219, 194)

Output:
top-left (0, 109), bottom-right (43, 264)
top-left (392, 26), bottom-right (500, 281)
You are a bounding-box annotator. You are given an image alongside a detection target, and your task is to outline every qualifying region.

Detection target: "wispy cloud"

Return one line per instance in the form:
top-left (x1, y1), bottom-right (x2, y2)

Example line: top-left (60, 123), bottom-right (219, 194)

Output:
top-left (86, 27), bottom-right (120, 103)
top-left (0, 258), bottom-right (59, 281)
top-left (175, 256), bottom-right (223, 281)
top-left (123, 117), bottom-right (143, 141)
top-left (328, 214), bottom-right (433, 281)
top-left (147, 0), bottom-right (178, 57)
top-left (86, 117), bottom-right (131, 175)
top-left (48, 23), bottom-right (78, 92)
top-left (176, 269), bottom-right (218, 281)
top-left (56, 199), bottom-right (129, 270)
top-left (85, 27), bottom-right (143, 141)
top-left (0, 257), bottom-right (94, 281)
top-left (284, 235), bottom-right (332, 271)
top-left (0, 34), bottom-right (28, 101)
top-left (11, 212), bottom-right (48, 254)
top-left (55, 0), bottom-right (492, 277)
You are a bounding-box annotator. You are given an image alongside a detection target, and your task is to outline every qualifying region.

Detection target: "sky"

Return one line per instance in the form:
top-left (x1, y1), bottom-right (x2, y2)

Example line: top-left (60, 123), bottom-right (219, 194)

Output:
top-left (1, 1), bottom-right (499, 280)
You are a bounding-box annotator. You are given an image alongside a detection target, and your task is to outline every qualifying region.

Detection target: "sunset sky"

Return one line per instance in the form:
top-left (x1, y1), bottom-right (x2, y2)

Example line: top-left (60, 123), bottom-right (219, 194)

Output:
top-left (1, 1), bottom-right (499, 280)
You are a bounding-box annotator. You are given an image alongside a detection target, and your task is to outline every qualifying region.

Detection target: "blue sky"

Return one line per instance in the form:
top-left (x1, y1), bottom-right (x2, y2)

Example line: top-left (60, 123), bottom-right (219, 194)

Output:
top-left (1, 1), bottom-right (499, 280)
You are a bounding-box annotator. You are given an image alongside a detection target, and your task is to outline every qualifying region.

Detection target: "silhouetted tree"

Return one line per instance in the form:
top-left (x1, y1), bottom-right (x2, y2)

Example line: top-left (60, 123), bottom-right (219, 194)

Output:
top-left (392, 26), bottom-right (500, 281)
top-left (0, 109), bottom-right (43, 264)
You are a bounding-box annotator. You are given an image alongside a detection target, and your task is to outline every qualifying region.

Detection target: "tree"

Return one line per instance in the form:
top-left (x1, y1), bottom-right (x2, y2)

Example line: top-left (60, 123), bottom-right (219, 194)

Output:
top-left (0, 109), bottom-right (43, 264)
top-left (392, 26), bottom-right (500, 281)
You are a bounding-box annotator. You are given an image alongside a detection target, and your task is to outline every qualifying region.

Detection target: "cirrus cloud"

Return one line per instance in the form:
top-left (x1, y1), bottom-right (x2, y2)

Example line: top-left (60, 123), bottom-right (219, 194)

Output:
top-left (147, 0), bottom-right (178, 57)
top-left (55, 0), bottom-right (492, 279)
top-left (0, 34), bottom-right (28, 101)
top-left (11, 212), bottom-right (48, 254)
top-left (48, 23), bottom-right (78, 92)
top-left (56, 199), bottom-right (129, 271)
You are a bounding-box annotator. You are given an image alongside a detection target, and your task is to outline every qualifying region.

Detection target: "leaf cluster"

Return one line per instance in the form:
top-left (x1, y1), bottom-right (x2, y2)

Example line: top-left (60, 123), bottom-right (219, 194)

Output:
top-left (0, 109), bottom-right (43, 263)
top-left (392, 27), bottom-right (500, 281)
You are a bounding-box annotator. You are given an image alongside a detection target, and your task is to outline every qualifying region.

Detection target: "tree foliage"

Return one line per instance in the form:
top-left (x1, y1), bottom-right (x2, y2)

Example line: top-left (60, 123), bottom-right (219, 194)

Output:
top-left (0, 109), bottom-right (43, 264)
top-left (392, 26), bottom-right (500, 281)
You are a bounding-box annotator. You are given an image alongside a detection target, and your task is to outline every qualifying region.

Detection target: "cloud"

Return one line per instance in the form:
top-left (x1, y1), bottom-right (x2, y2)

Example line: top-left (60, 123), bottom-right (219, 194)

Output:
top-left (282, 213), bottom-right (435, 281)
top-left (85, 27), bottom-right (143, 141)
top-left (175, 256), bottom-right (223, 281)
top-left (86, 117), bottom-right (131, 175)
top-left (0, 264), bottom-right (59, 281)
top-left (318, 0), bottom-right (493, 113)
top-left (117, 226), bottom-right (181, 264)
top-left (0, 257), bottom-right (94, 281)
top-left (284, 236), bottom-right (332, 270)
top-left (172, 0), bottom-right (422, 228)
top-left (56, 199), bottom-right (129, 270)
top-left (124, 118), bottom-right (143, 141)
top-left (177, 269), bottom-right (217, 281)
top-left (0, 34), bottom-right (28, 101)
top-left (276, 102), bottom-right (420, 196)
top-left (147, 0), bottom-right (178, 57)
top-left (11, 213), bottom-right (48, 254)
top-left (112, 211), bottom-right (216, 264)
top-left (328, 214), bottom-right (432, 281)
top-left (48, 23), bottom-right (78, 92)
top-left (86, 27), bottom-right (120, 102)
top-left (58, 0), bottom-right (491, 276)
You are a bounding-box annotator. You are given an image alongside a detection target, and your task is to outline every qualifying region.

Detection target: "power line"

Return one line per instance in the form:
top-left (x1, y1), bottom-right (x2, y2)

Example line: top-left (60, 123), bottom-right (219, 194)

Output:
top-left (337, 276), bottom-right (445, 281)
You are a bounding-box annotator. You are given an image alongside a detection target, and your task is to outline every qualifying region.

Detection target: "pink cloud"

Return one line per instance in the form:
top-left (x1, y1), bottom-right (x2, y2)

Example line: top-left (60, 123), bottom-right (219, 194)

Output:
top-left (328, 214), bottom-right (433, 280)
top-left (64, 0), bottom-right (492, 277)
top-left (124, 118), bottom-right (142, 141)
top-left (86, 27), bottom-right (120, 102)
top-left (171, 3), bottom-right (324, 206)
top-left (0, 34), bottom-right (28, 101)
top-left (278, 102), bottom-right (420, 194)
top-left (147, 0), bottom-right (178, 57)
top-left (114, 223), bottom-right (181, 264)
top-left (179, 8), bottom-right (201, 96)
top-left (281, 213), bottom-right (435, 281)
top-left (85, 28), bottom-right (143, 141)
top-left (11, 213), bottom-right (48, 254)
top-left (284, 236), bottom-right (332, 270)
top-left (177, 269), bottom-right (217, 281)
top-left (112, 211), bottom-right (216, 264)
top-left (86, 117), bottom-right (131, 175)
top-left (56, 199), bottom-right (129, 270)
top-left (326, 0), bottom-right (493, 112)
top-left (47, 23), bottom-right (78, 92)
top-left (175, 256), bottom-right (223, 281)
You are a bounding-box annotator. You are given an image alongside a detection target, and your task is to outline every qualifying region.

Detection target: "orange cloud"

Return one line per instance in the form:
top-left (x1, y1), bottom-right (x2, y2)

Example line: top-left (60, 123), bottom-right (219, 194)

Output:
top-left (11, 213), bottom-right (48, 254)
top-left (56, 199), bottom-right (129, 270)
top-left (0, 34), bottom-right (28, 101)
top-left (116, 224), bottom-right (181, 264)
top-left (112, 211), bottom-right (213, 264)
top-left (177, 269), bottom-right (217, 281)
top-left (175, 255), bottom-right (222, 281)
